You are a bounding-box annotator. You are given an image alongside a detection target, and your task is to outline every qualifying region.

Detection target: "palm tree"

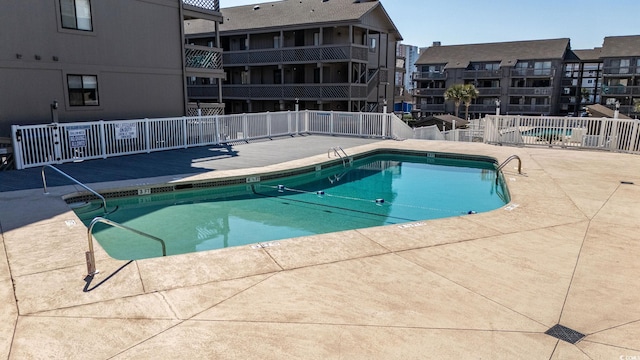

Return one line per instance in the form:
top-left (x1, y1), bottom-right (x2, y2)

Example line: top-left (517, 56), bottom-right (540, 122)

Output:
top-left (462, 84), bottom-right (480, 120)
top-left (443, 84), bottom-right (466, 118)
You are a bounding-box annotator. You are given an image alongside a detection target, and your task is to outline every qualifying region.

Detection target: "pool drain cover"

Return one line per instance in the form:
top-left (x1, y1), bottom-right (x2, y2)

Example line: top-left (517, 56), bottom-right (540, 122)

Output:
top-left (545, 324), bottom-right (585, 344)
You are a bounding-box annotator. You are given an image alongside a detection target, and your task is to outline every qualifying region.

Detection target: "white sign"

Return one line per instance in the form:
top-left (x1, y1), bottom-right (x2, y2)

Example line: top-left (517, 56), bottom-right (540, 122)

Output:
top-left (68, 129), bottom-right (87, 148)
top-left (115, 123), bottom-right (138, 140)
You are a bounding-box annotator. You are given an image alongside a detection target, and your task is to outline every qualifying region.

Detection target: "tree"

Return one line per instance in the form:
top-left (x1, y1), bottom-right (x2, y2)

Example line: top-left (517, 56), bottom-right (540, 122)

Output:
top-left (462, 84), bottom-right (480, 120)
top-left (443, 84), bottom-right (466, 118)
top-left (635, 99), bottom-right (640, 114)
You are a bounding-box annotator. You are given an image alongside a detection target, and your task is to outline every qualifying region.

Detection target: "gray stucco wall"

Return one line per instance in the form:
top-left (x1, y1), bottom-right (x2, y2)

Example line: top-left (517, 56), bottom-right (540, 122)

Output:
top-left (0, 0), bottom-right (187, 137)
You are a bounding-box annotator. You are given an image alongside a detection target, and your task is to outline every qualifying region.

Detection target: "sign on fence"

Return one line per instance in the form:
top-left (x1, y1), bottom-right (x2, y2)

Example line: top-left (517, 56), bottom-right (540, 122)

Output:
top-left (115, 123), bottom-right (138, 140)
top-left (68, 129), bottom-right (87, 148)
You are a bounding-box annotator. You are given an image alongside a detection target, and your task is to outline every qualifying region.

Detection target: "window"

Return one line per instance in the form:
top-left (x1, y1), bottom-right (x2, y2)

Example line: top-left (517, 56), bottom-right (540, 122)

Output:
top-left (60, 0), bottom-right (92, 31)
top-left (67, 75), bottom-right (99, 106)
top-left (533, 61), bottom-right (552, 76)
top-left (369, 38), bottom-right (377, 52)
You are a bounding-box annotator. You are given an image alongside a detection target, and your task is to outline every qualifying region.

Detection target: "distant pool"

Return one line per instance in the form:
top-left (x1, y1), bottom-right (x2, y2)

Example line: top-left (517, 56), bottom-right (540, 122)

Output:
top-left (74, 152), bottom-right (510, 260)
top-left (521, 128), bottom-right (572, 137)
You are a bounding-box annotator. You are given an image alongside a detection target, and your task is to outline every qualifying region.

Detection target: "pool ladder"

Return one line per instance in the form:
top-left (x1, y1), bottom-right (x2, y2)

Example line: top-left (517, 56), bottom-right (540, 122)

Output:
top-left (496, 155), bottom-right (522, 183)
top-left (328, 146), bottom-right (352, 167)
top-left (86, 217), bottom-right (167, 276)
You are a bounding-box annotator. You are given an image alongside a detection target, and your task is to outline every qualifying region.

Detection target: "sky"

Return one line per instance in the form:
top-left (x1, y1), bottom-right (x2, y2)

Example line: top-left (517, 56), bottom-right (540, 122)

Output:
top-left (223, 0), bottom-right (640, 50)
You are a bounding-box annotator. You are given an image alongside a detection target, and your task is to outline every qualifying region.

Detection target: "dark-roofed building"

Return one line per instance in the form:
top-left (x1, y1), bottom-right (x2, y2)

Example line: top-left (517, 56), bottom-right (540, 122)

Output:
top-left (413, 35), bottom-right (640, 119)
top-left (185, 0), bottom-right (402, 114)
top-left (413, 38), bottom-right (571, 118)
top-left (560, 47), bottom-right (603, 117)
top-left (599, 36), bottom-right (640, 117)
top-left (0, 0), bottom-right (224, 138)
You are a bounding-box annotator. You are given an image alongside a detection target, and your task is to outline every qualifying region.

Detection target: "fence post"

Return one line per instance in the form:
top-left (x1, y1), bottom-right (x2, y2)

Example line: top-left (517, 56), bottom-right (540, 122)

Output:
top-left (381, 113), bottom-right (388, 139)
top-left (99, 121), bottom-right (107, 158)
top-left (630, 120), bottom-right (639, 152)
top-left (144, 119), bottom-right (151, 153)
top-left (214, 115), bottom-right (220, 144)
top-left (183, 117), bottom-right (188, 148)
top-left (242, 113), bottom-right (248, 141)
top-left (10, 125), bottom-right (24, 170)
top-left (267, 112), bottom-right (272, 138)
top-left (330, 111), bottom-right (334, 135)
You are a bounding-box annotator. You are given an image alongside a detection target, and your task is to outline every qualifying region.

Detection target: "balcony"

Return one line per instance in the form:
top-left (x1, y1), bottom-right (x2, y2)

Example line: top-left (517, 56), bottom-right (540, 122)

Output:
top-left (413, 72), bottom-right (447, 80)
top-left (190, 83), bottom-right (369, 100)
top-left (510, 68), bottom-right (555, 77)
top-left (462, 69), bottom-right (501, 78)
top-left (414, 88), bottom-right (445, 96)
top-left (601, 85), bottom-right (640, 96)
top-left (415, 104), bottom-right (446, 112)
top-left (468, 104), bottom-right (501, 113)
top-left (475, 87), bottom-right (501, 96)
top-left (506, 104), bottom-right (551, 114)
top-left (223, 45), bottom-right (369, 66)
top-left (185, 44), bottom-right (224, 77)
top-left (602, 67), bottom-right (637, 76)
top-left (508, 87), bottom-right (553, 96)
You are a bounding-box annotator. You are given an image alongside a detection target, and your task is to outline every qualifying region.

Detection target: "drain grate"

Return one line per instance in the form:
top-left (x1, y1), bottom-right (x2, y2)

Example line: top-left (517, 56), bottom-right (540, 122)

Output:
top-left (545, 324), bottom-right (585, 344)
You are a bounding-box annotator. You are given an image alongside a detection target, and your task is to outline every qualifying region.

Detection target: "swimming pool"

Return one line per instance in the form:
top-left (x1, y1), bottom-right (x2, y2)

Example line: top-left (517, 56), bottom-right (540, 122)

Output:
top-left (73, 152), bottom-right (510, 260)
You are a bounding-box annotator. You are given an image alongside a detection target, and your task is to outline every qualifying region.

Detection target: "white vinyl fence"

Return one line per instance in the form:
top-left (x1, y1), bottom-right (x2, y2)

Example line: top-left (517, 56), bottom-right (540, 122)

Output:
top-left (11, 111), bottom-right (408, 169)
top-left (483, 115), bottom-right (640, 153)
top-left (12, 111), bottom-right (640, 170)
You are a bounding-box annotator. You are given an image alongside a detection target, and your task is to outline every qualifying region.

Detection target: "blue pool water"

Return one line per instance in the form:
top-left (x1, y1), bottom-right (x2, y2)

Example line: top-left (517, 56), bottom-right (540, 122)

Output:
top-left (521, 128), bottom-right (572, 137)
top-left (74, 153), bottom-right (510, 260)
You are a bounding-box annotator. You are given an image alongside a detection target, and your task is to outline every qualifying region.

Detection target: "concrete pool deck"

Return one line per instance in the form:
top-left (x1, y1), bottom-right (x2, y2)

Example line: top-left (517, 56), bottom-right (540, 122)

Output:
top-left (1, 136), bottom-right (639, 359)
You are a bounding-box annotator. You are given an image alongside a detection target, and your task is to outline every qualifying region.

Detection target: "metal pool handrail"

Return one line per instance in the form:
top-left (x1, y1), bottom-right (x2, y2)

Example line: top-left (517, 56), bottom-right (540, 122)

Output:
top-left (86, 217), bottom-right (167, 276)
top-left (328, 146), bottom-right (352, 167)
top-left (496, 155), bottom-right (522, 183)
top-left (42, 164), bottom-right (108, 213)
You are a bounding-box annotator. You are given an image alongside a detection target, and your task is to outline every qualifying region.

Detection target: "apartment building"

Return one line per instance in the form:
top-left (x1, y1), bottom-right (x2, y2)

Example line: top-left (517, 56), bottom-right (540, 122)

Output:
top-left (599, 36), bottom-right (640, 117)
top-left (560, 48), bottom-right (602, 117)
top-left (0, 0), bottom-right (224, 137)
top-left (185, 0), bottom-right (401, 114)
top-left (413, 35), bottom-right (640, 119)
top-left (413, 39), bottom-right (569, 118)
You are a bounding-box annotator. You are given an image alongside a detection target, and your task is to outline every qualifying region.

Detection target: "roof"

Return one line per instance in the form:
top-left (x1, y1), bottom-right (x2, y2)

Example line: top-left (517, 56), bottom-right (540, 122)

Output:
top-left (570, 48), bottom-right (602, 61)
top-left (600, 35), bottom-right (640, 58)
top-left (185, 0), bottom-right (400, 39)
top-left (415, 38), bottom-right (570, 69)
top-left (586, 104), bottom-right (632, 119)
top-left (413, 114), bottom-right (468, 128)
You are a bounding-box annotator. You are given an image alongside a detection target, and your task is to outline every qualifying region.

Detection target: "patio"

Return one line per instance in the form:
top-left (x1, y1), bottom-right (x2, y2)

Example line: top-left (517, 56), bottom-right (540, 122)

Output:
top-left (1, 137), bottom-right (639, 358)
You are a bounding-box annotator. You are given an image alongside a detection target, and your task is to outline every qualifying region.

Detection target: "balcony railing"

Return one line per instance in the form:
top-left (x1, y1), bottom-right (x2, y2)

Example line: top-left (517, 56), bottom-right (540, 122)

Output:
top-left (468, 104), bottom-right (501, 112)
top-left (602, 67), bottom-right (638, 76)
top-left (415, 104), bottom-right (446, 112)
top-left (463, 69), bottom-right (501, 78)
top-left (413, 72), bottom-right (447, 80)
top-left (475, 87), bottom-right (501, 96)
top-left (415, 88), bottom-right (445, 96)
top-left (191, 83), bottom-right (369, 100)
top-left (506, 104), bottom-right (551, 113)
top-left (508, 87), bottom-right (553, 96)
top-left (185, 44), bottom-right (223, 71)
top-left (601, 85), bottom-right (640, 96)
top-left (223, 45), bottom-right (369, 65)
top-left (510, 68), bottom-right (555, 77)
top-left (182, 0), bottom-right (219, 12)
